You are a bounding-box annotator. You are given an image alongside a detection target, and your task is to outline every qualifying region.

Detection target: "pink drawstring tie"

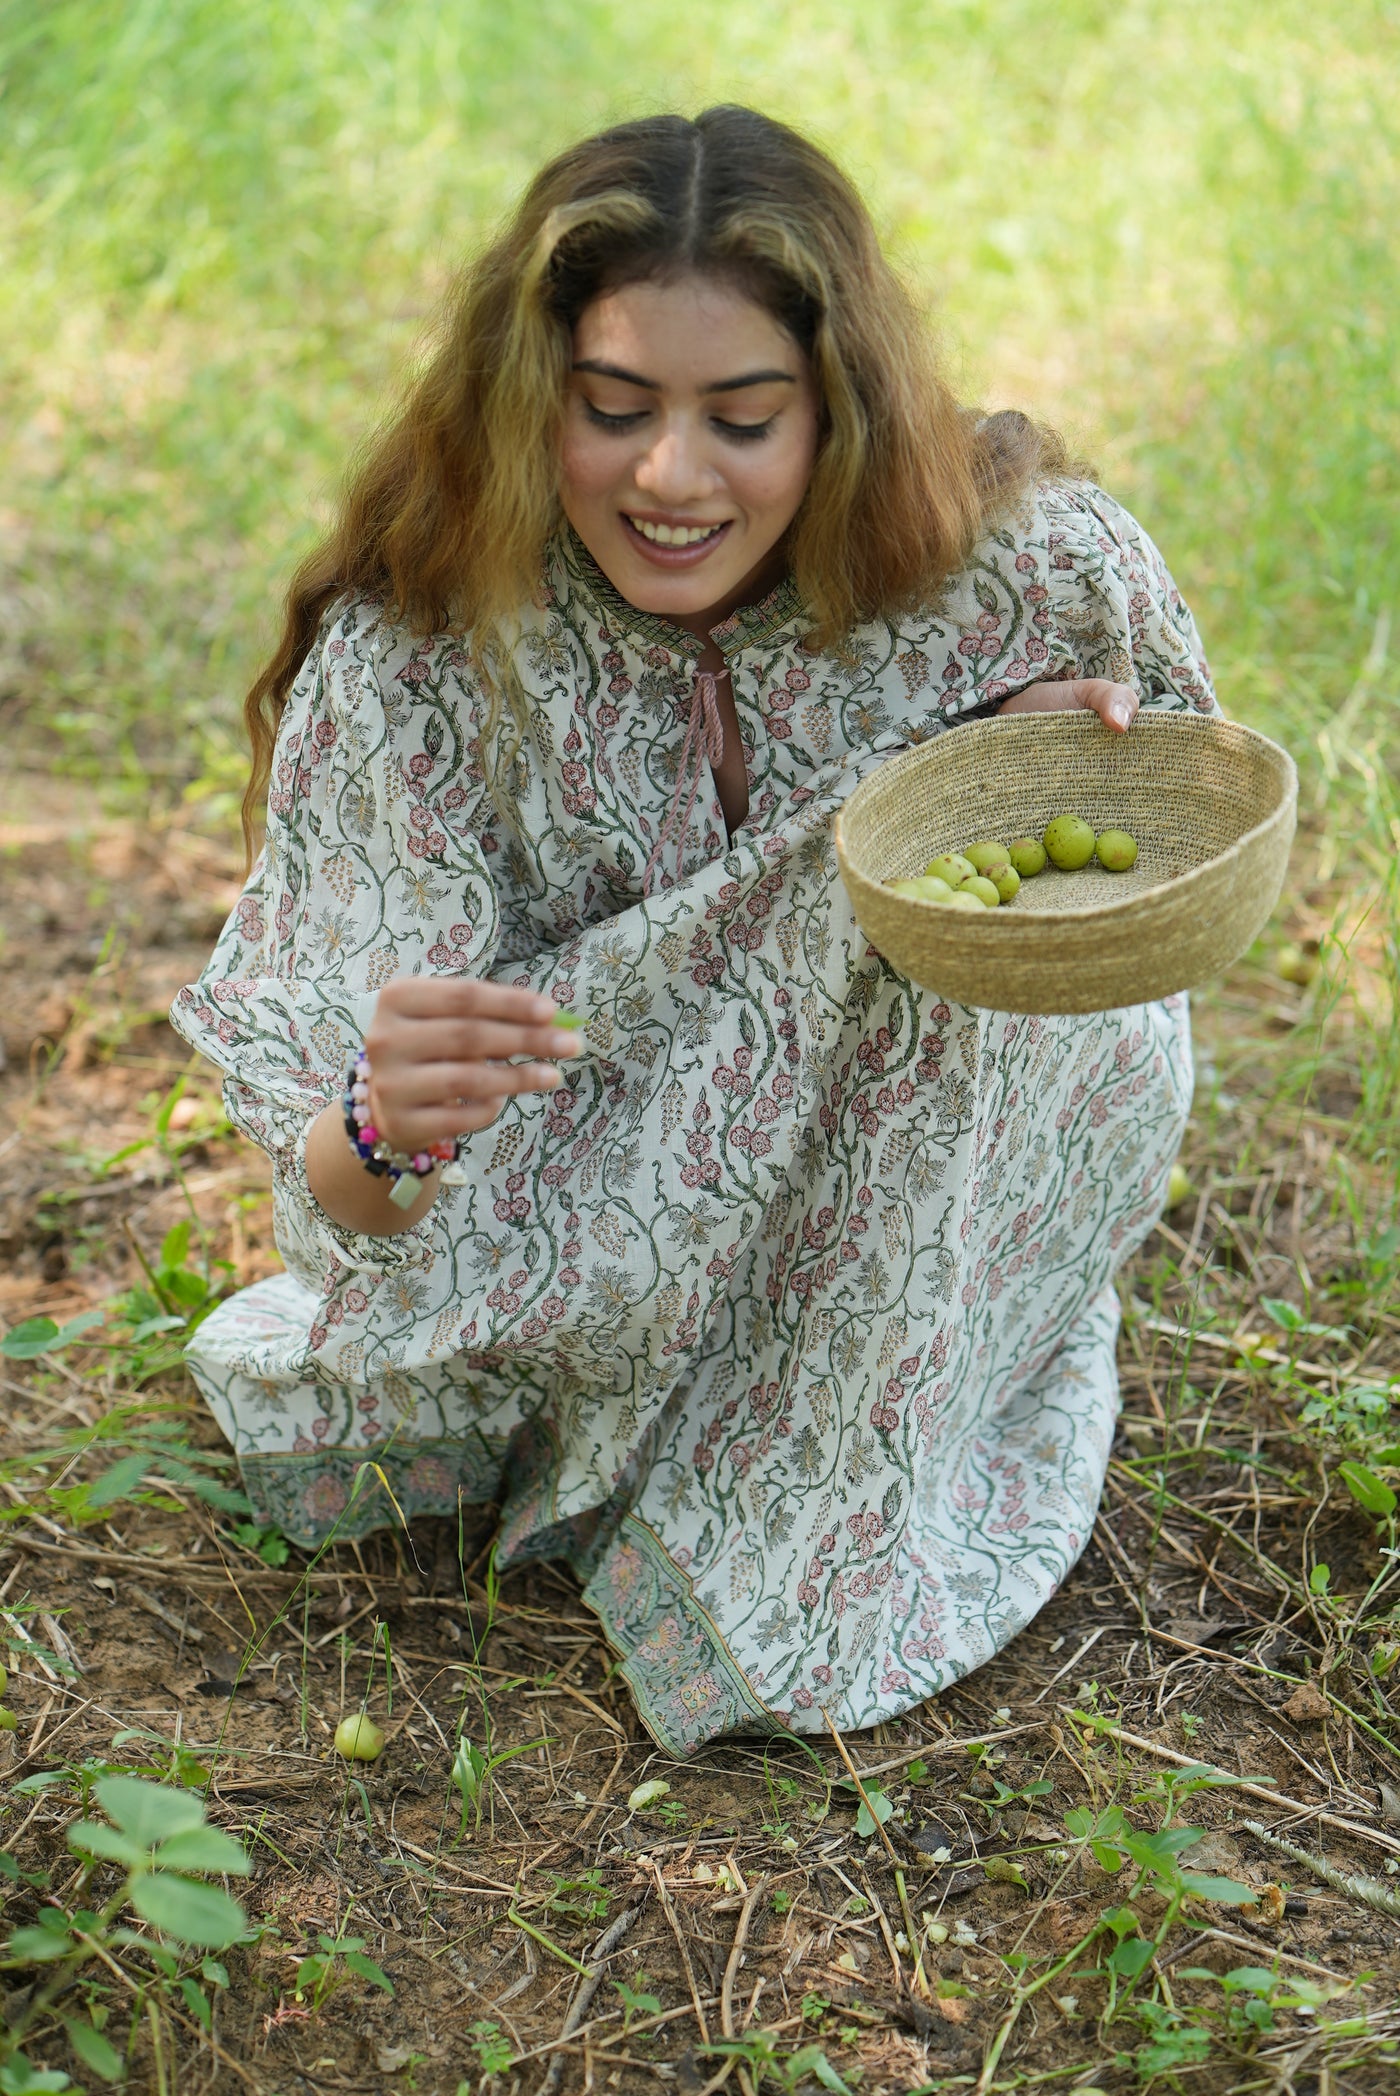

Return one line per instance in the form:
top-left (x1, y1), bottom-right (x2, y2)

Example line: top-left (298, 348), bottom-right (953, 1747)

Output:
top-left (641, 666), bottom-right (729, 897)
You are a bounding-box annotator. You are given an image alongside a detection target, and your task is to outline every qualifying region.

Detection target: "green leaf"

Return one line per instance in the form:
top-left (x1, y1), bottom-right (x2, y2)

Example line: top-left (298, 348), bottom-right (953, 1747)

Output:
top-left (0, 2056), bottom-right (76, 2092)
top-left (983, 1857), bottom-right (1030, 1891)
top-left (1107, 1936), bottom-right (1154, 1979)
top-left (1220, 1965), bottom-right (1278, 1993)
top-left (1136, 2028), bottom-right (1211, 2075)
top-left (84, 1453), bottom-right (156, 1510)
top-left (2, 1311), bottom-right (107, 1358)
top-left (343, 1950), bottom-right (395, 1995)
top-left (64, 2016), bottom-right (124, 2082)
top-left (1310, 1563), bottom-right (1332, 1594)
top-left (179, 1976), bottom-right (213, 2029)
top-left (1178, 1872), bottom-right (1258, 1904)
top-left (153, 1826), bottom-right (251, 1876)
top-left (1339, 1461), bottom-right (1398, 1518)
top-left (789, 2048), bottom-right (856, 2096)
top-left (130, 1873), bottom-right (248, 1947)
top-left (94, 1774), bottom-right (204, 1847)
top-left (67, 1820), bottom-right (149, 1869)
top-left (837, 1779), bottom-right (893, 1838)
top-left (1, 1319), bottom-right (60, 1359)
top-left (160, 1222), bottom-right (192, 1271)
top-left (5, 1924), bottom-right (77, 1962)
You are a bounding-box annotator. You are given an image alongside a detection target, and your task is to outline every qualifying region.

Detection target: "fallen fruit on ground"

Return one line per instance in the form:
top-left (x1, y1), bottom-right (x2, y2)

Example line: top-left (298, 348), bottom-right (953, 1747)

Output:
top-left (1095, 827), bottom-right (1139, 871)
top-left (1166, 1162), bottom-right (1193, 1208)
top-left (1008, 837), bottom-right (1048, 877)
top-left (1275, 941), bottom-right (1320, 986)
top-left (1043, 815), bottom-right (1095, 870)
top-left (334, 1714), bottom-right (385, 1761)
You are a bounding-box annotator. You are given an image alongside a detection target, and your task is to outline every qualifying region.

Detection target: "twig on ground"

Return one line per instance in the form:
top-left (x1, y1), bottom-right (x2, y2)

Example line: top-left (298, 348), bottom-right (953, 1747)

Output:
top-left (536, 1895), bottom-right (647, 2096)
top-left (1242, 1820), bottom-right (1400, 1920)
top-left (651, 1857), bottom-right (712, 2046)
top-left (824, 1707), bottom-right (904, 1873)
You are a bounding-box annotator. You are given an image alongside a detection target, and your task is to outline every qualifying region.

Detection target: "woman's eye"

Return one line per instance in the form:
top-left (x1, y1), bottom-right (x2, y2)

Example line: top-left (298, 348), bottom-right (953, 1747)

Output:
top-left (582, 402), bottom-right (646, 431)
top-left (715, 417), bottom-right (776, 443)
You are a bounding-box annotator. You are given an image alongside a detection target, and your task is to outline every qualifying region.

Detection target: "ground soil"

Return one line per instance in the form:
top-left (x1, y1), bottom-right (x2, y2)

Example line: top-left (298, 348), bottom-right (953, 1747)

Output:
top-left (2, 775), bottom-right (1397, 2095)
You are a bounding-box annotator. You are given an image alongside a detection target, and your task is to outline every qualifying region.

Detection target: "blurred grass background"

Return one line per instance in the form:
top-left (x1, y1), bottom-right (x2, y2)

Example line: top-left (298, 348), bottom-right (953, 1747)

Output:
top-left (1, 0), bottom-right (1396, 1149)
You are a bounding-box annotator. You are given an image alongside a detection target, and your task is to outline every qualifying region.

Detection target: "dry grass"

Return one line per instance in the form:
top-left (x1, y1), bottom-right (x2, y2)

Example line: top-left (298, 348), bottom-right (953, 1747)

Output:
top-left (1, 782), bottom-right (1397, 2095)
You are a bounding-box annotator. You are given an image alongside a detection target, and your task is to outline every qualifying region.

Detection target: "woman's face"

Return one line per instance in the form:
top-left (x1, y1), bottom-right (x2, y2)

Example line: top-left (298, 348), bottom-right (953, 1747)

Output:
top-left (558, 272), bottom-right (821, 638)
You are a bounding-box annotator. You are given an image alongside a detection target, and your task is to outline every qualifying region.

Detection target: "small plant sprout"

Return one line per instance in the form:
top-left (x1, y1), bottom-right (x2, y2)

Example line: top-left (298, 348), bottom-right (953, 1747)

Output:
top-left (294, 1929), bottom-right (394, 2011)
top-left (467, 2019), bottom-right (514, 2075)
top-left (700, 2031), bottom-right (854, 2095)
top-left (613, 1972), bottom-right (661, 2033)
top-left (450, 1733), bottom-right (549, 1839)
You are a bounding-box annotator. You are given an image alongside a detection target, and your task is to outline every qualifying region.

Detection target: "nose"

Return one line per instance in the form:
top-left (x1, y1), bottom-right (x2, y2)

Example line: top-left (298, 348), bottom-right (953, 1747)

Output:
top-left (633, 419), bottom-right (718, 507)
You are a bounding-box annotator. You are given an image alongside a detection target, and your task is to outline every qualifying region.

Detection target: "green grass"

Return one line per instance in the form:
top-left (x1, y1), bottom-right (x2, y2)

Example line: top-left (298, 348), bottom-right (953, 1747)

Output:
top-left (1, 0), bottom-right (1397, 1148)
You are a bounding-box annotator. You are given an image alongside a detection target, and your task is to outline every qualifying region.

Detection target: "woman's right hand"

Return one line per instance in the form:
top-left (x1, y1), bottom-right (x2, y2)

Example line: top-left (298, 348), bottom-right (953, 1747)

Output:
top-left (362, 976), bottom-right (582, 1153)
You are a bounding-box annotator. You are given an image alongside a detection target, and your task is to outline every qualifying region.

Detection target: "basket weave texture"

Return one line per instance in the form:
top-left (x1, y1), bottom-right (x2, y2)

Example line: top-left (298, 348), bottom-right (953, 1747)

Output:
top-left (834, 712), bottom-right (1297, 1014)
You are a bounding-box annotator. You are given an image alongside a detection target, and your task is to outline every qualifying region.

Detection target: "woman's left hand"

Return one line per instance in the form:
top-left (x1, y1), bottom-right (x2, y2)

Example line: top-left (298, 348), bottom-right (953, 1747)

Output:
top-left (995, 678), bottom-right (1139, 733)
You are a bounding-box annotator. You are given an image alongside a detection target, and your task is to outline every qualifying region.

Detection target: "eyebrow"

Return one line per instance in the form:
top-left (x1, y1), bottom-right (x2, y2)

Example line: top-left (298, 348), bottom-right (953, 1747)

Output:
top-left (572, 359), bottom-right (797, 394)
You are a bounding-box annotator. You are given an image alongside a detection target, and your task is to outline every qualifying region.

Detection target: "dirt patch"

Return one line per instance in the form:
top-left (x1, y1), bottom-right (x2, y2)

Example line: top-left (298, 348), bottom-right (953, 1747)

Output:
top-left (2, 778), bottom-right (1398, 2094)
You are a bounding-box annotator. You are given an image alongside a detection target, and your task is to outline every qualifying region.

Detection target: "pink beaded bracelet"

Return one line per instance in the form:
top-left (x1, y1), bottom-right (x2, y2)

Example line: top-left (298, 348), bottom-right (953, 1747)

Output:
top-left (342, 1048), bottom-right (459, 1210)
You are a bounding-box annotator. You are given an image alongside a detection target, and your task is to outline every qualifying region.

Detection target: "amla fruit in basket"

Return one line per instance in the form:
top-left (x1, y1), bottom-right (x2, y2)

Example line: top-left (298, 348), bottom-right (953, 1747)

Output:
top-left (963, 840), bottom-right (1010, 874)
top-left (887, 875), bottom-right (954, 902)
top-left (1043, 815), bottom-right (1095, 870)
top-left (923, 852), bottom-right (976, 886)
top-left (1008, 837), bottom-right (1048, 877)
top-left (1094, 828), bottom-right (1139, 871)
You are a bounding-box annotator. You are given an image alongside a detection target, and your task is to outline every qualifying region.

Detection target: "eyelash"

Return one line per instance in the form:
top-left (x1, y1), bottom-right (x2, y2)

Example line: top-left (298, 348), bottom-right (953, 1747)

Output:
top-left (582, 402), bottom-right (776, 443)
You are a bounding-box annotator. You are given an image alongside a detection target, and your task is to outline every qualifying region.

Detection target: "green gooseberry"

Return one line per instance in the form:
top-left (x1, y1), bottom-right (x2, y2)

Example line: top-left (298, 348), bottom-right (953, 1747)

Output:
top-left (1042, 815), bottom-right (1095, 871)
top-left (1094, 828), bottom-right (1139, 872)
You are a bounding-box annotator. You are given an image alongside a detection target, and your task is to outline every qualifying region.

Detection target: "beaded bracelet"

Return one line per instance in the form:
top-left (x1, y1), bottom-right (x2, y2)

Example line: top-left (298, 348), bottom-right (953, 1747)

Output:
top-left (343, 1048), bottom-right (460, 1211)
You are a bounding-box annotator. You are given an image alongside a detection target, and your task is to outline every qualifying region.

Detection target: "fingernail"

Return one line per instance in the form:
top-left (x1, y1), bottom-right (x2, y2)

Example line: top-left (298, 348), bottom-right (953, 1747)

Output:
top-left (550, 1030), bottom-right (585, 1054)
top-left (1110, 700), bottom-right (1132, 727)
top-left (536, 1065), bottom-right (562, 1085)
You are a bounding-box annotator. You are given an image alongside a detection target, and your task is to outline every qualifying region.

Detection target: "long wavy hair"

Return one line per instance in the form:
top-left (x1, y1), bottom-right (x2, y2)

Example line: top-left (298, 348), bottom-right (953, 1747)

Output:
top-left (241, 105), bottom-right (1067, 862)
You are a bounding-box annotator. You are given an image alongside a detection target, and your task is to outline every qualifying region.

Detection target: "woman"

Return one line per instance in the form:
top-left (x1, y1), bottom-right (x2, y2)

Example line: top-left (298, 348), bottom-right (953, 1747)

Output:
top-left (173, 106), bottom-right (1216, 1755)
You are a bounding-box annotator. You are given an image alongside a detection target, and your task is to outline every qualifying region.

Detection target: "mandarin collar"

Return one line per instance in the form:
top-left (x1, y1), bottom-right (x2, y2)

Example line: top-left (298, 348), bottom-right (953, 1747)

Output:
top-left (555, 528), bottom-right (808, 659)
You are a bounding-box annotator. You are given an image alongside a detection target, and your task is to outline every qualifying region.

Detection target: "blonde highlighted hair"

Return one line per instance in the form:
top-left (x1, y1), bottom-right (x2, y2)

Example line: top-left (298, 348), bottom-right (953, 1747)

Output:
top-left (242, 105), bottom-right (1067, 862)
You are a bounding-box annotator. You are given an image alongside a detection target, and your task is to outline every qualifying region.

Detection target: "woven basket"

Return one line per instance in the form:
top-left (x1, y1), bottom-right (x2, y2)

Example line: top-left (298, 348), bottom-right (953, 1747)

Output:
top-left (834, 712), bottom-right (1297, 1014)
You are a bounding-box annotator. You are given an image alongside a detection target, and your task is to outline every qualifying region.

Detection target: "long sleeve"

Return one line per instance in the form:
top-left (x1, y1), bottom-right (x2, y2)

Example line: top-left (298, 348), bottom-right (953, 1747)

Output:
top-left (170, 597), bottom-right (501, 1279)
top-left (1039, 480), bottom-right (1219, 715)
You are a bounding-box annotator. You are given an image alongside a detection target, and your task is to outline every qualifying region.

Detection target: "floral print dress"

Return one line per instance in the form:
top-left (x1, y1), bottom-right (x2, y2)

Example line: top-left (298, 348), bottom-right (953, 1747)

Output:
top-left (172, 478), bottom-right (1217, 1755)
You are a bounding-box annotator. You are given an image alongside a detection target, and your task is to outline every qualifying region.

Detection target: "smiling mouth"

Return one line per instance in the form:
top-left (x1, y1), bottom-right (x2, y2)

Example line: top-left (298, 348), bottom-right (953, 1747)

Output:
top-left (622, 514), bottom-right (733, 563)
top-left (625, 515), bottom-right (727, 546)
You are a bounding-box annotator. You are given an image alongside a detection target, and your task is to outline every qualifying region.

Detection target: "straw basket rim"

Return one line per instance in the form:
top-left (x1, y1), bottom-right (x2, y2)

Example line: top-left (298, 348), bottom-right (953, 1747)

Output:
top-left (833, 713), bottom-right (1297, 922)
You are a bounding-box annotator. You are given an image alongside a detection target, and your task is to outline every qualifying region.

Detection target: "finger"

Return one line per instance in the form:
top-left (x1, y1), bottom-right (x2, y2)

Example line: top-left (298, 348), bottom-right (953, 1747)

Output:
top-left (377, 1060), bottom-right (563, 1112)
top-left (1096, 684), bottom-right (1138, 732)
top-left (368, 1016), bottom-right (583, 1066)
top-left (379, 976), bottom-right (561, 1026)
top-left (368, 1073), bottom-right (560, 1150)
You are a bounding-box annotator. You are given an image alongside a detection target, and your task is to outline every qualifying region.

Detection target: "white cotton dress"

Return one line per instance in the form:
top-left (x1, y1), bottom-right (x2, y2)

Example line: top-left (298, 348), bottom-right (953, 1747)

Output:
top-left (172, 479), bottom-right (1217, 1754)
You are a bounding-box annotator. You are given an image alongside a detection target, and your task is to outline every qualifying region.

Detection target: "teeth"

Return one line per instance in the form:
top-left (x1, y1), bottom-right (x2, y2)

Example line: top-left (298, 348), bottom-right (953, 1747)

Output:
top-left (628, 517), bottom-right (724, 546)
